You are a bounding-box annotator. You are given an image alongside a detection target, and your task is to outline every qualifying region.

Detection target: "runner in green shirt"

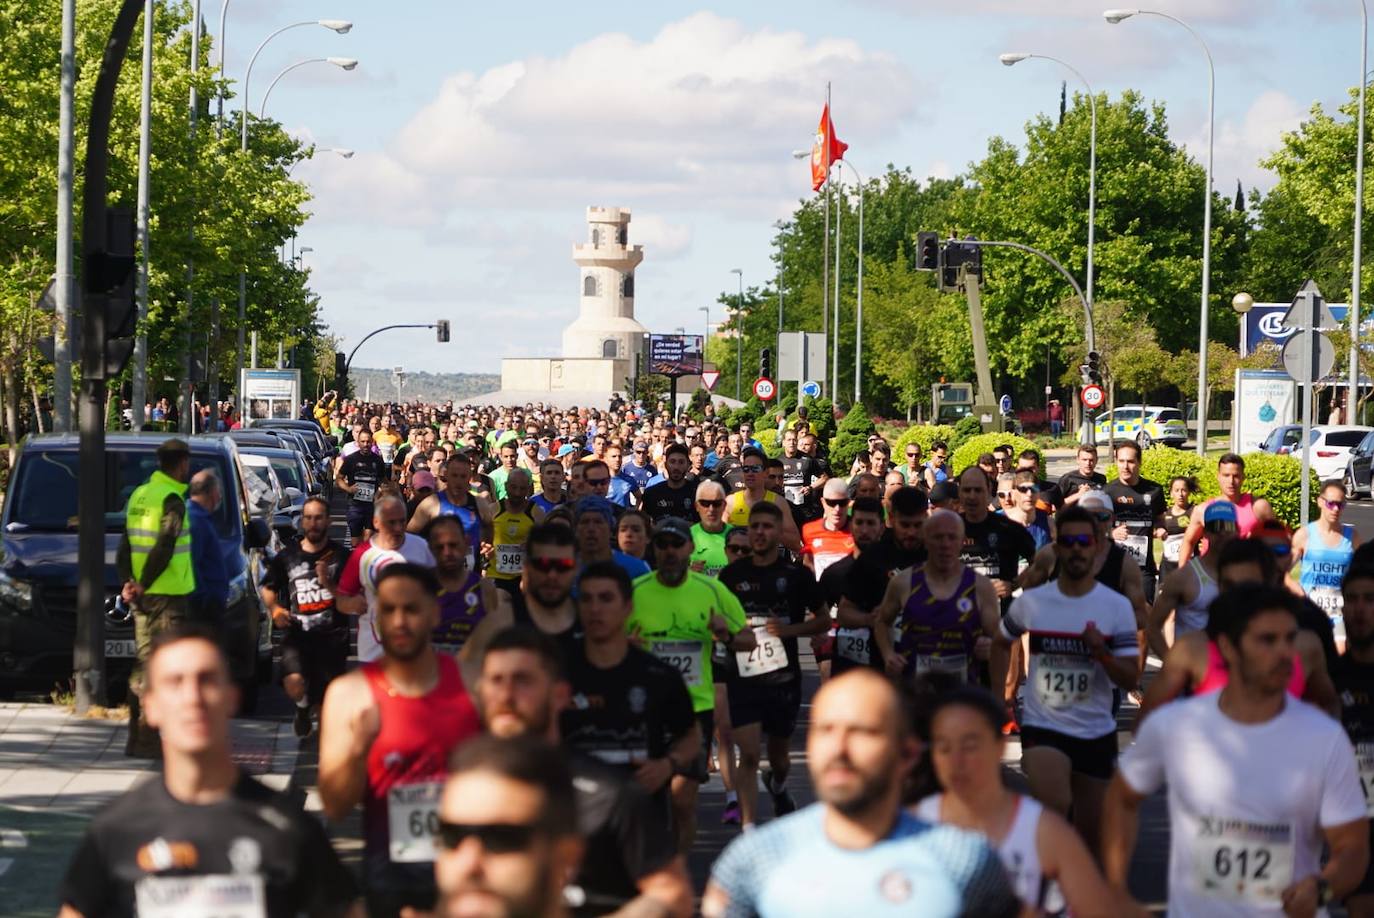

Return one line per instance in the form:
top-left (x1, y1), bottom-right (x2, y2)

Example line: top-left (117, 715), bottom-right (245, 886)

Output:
top-left (690, 479), bottom-right (733, 577)
top-left (631, 516), bottom-right (752, 853)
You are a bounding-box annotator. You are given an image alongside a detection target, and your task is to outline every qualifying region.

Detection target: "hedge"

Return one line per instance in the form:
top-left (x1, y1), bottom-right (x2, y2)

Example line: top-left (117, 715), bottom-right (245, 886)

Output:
top-left (950, 416), bottom-right (984, 451)
top-left (893, 425), bottom-right (957, 456)
top-left (1103, 447), bottom-right (1318, 530)
top-left (951, 433), bottom-right (1042, 475)
top-left (757, 428), bottom-right (782, 458)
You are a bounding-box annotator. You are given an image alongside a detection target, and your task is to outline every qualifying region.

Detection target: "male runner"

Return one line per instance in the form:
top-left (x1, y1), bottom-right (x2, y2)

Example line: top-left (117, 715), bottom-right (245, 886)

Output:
top-left (476, 625), bottom-right (694, 918)
top-left (426, 515), bottom-right (507, 658)
top-left (1057, 444), bottom-right (1106, 506)
top-left (337, 426), bottom-right (388, 542)
top-left (575, 496), bottom-right (650, 579)
top-left (1178, 452), bottom-right (1277, 563)
top-left (631, 517), bottom-right (752, 852)
top-left (719, 502), bottom-right (827, 828)
top-left (1105, 583), bottom-right (1369, 917)
top-left (488, 468), bottom-right (543, 596)
top-left (703, 670), bottom-right (1018, 917)
top-left (319, 563), bottom-right (482, 917)
top-left (336, 495), bottom-right (436, 663)
top-left (58, 627), bottom-right (361, 918)
top-left (801, 478), bottom-right (857, 579)
top-left (823, 497), bottom-right (887, 676)
top-left (641, 443), bottom-right (698, 523)
top-left (872, 509), bottom-right (1000, 687)
top-left (1337, 565), bottom-right (1374, 918)
top-left (532, 457), bottom-right (568, 514)
top-left (690, 479), bottom-right (734, 577)
top-left (407, 453), bottom-right (494, 569)
top-left (487, 440), bottom-right (521, 501)
top-left (263, 496), bottom-right (347, 738)
top-left (958, 465), bottom-right (1037, 613)
top-left (464, 521), bottom-right (583, 654)
top-left (724, 447), bottom-right (801, 551)
top-left (780, 428), bottom-right (822, 523)
top-left (1104, 440), bottom-right (1167, 599)
top-left (994, 505), bottom-right (1140, 855)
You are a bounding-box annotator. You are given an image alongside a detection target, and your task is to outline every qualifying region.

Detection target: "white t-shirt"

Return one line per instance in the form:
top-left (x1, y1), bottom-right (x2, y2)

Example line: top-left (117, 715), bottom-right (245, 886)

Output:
top-left (356, 533), bottom-right (436, 662)
top-left (1119, 693), bottom-right (1366, 918)
top-left (1000, 581), bottom-right (1138, 739)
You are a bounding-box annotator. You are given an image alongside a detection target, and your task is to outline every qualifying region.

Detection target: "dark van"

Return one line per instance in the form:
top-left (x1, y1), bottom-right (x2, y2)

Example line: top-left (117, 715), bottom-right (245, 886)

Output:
top-left (0, 433), bottom-right (273, 709)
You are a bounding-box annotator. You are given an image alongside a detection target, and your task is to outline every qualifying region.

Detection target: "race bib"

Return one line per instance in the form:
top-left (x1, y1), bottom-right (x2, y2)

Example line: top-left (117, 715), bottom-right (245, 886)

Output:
top-left (297, 610), bottom-right (332, 632)
top-left (736, 627), bottom-right (788, 677)
top-left (494, 544), bottom-right (523, 575)
top-left (1121, 533), bottom-right (1149, 566)
top-left (1357, 742), bottom-right (1374, 816)
top-left (388, 781), bottom-right (443, 863)
top-left (1191, 818), bottom-right (1294, 905)
top-left (135, 874), bottom-right (266, 918)
top-left (1035, 654), bottom-right (1093, 709)
top-left (836, 627), bottom-right (871, 663)
top-left (652, 640), bottom-right (703, 686)
top-left (353, 481), bottom-right (376, 502)
top-left (1163, 534), bottom-right (1184, 564)
top-left (379, 444), bottom-right (396, 463)
top-left (784, 485), bottom-right (804, 504)
top-left (915, 653), bottom-right (969, 682)
top-left (1309, 587), bottom-right (1343, 616)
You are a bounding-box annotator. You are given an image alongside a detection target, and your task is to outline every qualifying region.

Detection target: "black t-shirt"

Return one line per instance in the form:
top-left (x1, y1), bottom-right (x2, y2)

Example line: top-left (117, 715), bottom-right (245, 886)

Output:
top-left (641, 480), bottom-right (698, 524)
top-left (1104, 478), bottom-right (1166, 574)
top-left (960, 513), bottom-right (1036, 609)
top-left (718, 556), bottom-right (818, 687)
top-left (266, 538), bottom-right (348, 638)
top-left (60, 772), bottom-right (357, 918)
top-left (340, 450), bottom-right (388, 508)
top-left (561, 644), bottom-right (696, 769)
top-left (1333, 656), bottom-right (1374, 754)
top-left (843, 533), bottom-right (927, 612)
top-left (1057, 469), bottom-right (1107, 498)
top-left (781, 454), bottom-right (823, 523)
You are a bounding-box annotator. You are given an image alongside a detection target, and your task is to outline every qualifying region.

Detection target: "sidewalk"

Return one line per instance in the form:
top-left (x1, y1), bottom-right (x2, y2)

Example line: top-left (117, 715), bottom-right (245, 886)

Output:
top-left (0, 702), bottom-right (300, 916)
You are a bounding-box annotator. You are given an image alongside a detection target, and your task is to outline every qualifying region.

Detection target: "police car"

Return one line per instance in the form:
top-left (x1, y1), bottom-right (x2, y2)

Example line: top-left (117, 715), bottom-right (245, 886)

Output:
top-left (1093, 405), bottom-right (1188, 449)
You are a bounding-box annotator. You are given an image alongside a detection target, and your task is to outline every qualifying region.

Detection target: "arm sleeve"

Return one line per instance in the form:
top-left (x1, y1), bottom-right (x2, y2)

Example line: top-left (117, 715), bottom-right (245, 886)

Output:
top-left (58, 830), bottom-right (111, 916)
top-left (1117, 706), bottom-right (1168, 796)
top-left (1320, 730), bottom-right (1371, 828)
top-left (336, 545), bottom-right (364, 597)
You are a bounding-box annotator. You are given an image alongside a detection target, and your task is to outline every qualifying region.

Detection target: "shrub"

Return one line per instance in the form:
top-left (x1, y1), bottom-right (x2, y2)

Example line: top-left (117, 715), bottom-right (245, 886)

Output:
top-left (950, 416), bottom-right (984, 451)
top-left (829, 432), bottom-right (870, 474)
top-left (951, 433), bottom-right (1041, 475)
top-left (757, 428), bottom-right (781, 458)
top-left (836, 401), bottom-right (877, 437)
top-left (1104, 447), bottom-right (1211, 492)
top-left (789, 396), bottom-right (836, 444)
top-left (894, 425), bottom-right (957, 456)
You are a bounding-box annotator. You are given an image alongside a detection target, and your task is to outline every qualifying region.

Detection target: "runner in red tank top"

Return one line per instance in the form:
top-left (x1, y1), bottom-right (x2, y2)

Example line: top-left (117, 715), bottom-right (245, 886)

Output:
top-left (318, 562), bottom-right (481, 918)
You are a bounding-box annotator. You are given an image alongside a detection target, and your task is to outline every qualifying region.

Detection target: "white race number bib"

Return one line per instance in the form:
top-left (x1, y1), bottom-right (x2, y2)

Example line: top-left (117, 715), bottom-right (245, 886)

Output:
top-left (135, 874), bottom-right (266, 918)
top-left (494, 545), bottom-right (523, 575)
top-left (836, 627), bottom-right (870, 663)
top-left (1357, 742), bottom-right (1374, 816)
top-left (1121, 533), bottom-right (1149, 566)
top-left (1163, 533), bottom-right (1184, 564)
top-left (1035, 654), bottom-right (1093, 709)
top-left (652, 640), bottom-right (703, 686)
top-left (915, 653), bottom-right (968, 682)
top-left (736, 627), bottom-right (787, 677)
top-left (353, 482), bottom-right (376, 502)
top-left (388, 781), bottom-right (443, 863)
top-left (1191, 818), bottom-right (1294, 905)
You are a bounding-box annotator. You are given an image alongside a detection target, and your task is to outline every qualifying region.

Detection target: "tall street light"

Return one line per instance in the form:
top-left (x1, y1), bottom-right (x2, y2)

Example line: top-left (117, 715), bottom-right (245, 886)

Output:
top-left (1352, 1), bottom-right (1368, 412)
top-left (836, 161), bottom-right (865, 405)
top-left (260, 57), bottom-right (358, 116)
top-left (699, 306), bottom-right (710, 354)
top-left (235, 17), bottom-right (352, 393)
top-left (1105, 8), bottom-right (1214, 455)
top-left (1000, 52), bottom-right (1097, 308)
top-left (773, 219), bottom-right (786, 336)
top-left (730, 268), bottom-right (744, 400)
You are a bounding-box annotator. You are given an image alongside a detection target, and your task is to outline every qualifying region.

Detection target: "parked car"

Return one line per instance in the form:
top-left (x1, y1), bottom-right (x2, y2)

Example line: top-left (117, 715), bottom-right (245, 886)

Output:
top-left (238, 445), bottom-right (315, 540)
top-left (249, 418), bottom-right (335, 486)
top-left (0, 434), bottom-right (273, 708)
top-left (1345, 430), bottom-right (1374, 498)
top-left (1258, 425), bottom-right (1305, 455)
top-left (1093, 405), bottom-right (1189, 449)
top-left (1299, 425), bottom-right (1374, 482)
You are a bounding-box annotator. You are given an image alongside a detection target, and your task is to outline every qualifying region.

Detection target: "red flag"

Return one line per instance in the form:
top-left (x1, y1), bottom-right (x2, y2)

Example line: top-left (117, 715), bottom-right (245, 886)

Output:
top-left (810, 104), bottom-right (848, 191)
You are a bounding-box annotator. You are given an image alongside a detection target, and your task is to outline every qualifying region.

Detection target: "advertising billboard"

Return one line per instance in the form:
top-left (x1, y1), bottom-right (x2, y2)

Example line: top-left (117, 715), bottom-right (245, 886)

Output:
top-left (240, 368), bottom-right (301, 422)
top-left (648, 334), bottom-right (703, 377)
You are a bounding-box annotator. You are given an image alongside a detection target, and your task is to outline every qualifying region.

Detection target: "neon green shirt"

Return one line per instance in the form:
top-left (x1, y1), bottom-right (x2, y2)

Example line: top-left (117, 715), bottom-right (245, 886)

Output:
top-left (630, 571), bottom-right (746, 712)
top-left (690, 523), bottom-right (732, 578)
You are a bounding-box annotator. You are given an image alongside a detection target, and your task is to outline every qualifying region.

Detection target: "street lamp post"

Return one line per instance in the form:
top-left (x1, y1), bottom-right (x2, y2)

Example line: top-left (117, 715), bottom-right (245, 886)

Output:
top-left (1105, 8), bottom-right (1215, 455)
top-left (699, 306), bottom-right (710, 351)
top-left (1000, 52), bottom-right (1097, 308)
top-left (1352, 1), bottom-right (1368, 414)
top-left (773, 220), bottom-right (786, 336)
top-left (235, 18), bottom-right (352, 393)
top-left (730, 268), bottom-right (744, 400)
top-left (835, 161), bottom-right (865, 404)
top-left (260, 57), bottom-right (358, 116)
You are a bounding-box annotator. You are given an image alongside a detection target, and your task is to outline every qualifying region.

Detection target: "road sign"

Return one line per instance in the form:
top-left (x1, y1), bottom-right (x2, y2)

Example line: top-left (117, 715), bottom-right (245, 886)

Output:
top-left (778, 332), bottom-right (826, 383)
top-left (1080, 385), bottom-right (1105, 410)
top-left (999, 394), bottom-right (1012, 414)
top-left (1282, 333), bottom-right (1335, 382)
top-left (702, 370), bottom-right (720, 391)
top-left (1281, 279), bottom-right (1339, 331)
top-left (801, 380), bottom-right (822, 399)
top-left (753, 377), bottom-right (776, 401)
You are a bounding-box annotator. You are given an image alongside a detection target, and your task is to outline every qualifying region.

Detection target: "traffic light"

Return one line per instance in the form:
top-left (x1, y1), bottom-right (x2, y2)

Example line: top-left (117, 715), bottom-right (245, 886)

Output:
top-left (759, 347), bottom-right (772, 379)
top-left (436, 319), bottom-right (450, 343)
top-left (1084, 350), bottom-right (1103, 385)
top-left (916, 231), bottom-right (939, 271)
top-left (92, 207), bottom-right (137, 378)
top-left (334, 351), bottom-right (346, 391)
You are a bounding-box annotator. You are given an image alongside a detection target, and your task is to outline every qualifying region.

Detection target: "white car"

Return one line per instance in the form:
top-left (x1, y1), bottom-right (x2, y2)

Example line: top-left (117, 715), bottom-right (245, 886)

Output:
top-left (1300, 425), bottom-right (1374, 482)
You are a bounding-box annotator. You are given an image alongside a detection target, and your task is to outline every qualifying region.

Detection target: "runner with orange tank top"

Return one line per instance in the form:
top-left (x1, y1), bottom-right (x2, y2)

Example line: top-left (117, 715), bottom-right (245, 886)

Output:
top-left (318, 563), bottom-right (481, 918)
top-left (1177, 452), bottom-right (1276, 564)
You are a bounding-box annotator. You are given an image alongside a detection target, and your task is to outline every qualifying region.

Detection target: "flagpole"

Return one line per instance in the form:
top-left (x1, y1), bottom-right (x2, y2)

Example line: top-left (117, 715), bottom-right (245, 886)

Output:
top-left (821, 81), bottom-right (831, 400)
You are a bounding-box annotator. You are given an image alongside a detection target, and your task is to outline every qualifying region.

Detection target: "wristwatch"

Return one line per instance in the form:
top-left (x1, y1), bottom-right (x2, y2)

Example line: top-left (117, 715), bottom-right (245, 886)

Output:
top-left (1317, 877), bottom-right (1333, 906)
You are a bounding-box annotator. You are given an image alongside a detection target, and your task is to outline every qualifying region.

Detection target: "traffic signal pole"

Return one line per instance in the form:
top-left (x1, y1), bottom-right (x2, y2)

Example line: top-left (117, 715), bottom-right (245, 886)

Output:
top-left (339, 322), bottom-right (446, 391)
top-left (76, 0), bottom-right (145, 714)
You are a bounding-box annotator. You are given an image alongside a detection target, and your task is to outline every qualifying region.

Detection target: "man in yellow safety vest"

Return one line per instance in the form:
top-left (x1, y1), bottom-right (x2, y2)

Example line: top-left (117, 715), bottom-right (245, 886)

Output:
top-left (117, 438), bottom-right (195, 757)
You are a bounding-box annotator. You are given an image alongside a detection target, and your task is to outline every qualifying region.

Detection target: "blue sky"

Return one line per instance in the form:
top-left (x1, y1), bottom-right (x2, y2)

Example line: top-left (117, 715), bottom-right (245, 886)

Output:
top-left (216, 0), bottom-right (1368, 374)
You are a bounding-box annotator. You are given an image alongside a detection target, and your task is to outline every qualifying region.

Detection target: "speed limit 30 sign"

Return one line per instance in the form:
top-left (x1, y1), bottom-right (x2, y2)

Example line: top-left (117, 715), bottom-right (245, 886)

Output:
top-left (1080, 384), bottom-right (1105, 410)
top-left (753, 377), bottom-right (776, 401)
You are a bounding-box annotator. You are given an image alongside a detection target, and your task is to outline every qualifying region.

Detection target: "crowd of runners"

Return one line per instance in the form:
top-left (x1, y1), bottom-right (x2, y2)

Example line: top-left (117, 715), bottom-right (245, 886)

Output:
top-left (55, 395), bottom-right (1374, 917)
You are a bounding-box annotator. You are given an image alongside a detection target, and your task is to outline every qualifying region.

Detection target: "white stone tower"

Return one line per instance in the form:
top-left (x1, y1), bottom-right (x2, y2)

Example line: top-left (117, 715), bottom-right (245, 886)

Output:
top-left (562, 207), bottom-right (649, 362)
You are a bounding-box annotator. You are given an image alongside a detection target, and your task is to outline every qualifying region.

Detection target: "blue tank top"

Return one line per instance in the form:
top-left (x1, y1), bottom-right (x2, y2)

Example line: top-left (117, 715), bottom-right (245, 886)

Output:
top-left (437, 491), bottom-right (482, 566)
top-left (1299, 522), bottom-right (1355, 617)
top-left (531, 492), bottom-right (564, 515)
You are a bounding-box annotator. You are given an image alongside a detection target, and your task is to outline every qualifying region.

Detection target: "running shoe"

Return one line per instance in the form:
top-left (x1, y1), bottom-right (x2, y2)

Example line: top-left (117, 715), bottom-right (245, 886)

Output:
top-left (721, 800), bottom-right (741, 825)
top-left (293, 704), bottom-right (313, 739)
top-left (768, 775), bottom-right (796, 816)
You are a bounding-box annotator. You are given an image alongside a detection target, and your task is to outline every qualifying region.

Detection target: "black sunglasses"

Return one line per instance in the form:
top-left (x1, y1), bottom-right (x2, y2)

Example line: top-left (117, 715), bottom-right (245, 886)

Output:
top-left (698, 499), bottom-right (725, 508)
top-left (1057, 533), bottom-right (1094, 548)
top-left (742, 465), bottom-right (763, 473)
top-left (725, 543), bottom-right (749, 554)
top-left (824, 498), bottom-right (850, 507)
top-left (438, 820), bottom-right (542, 853)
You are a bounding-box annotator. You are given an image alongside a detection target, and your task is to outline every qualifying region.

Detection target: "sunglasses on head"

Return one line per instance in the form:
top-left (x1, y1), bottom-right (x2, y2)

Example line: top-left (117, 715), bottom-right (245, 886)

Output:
top-left (1057, 533), bottom-right (1094, 548)
top-left (1269, 541), bottom-right (1292, 557)
top-left (1091, 511), bottom-right (1113, 523)
top-left (698, 499), bottom-right (724, 509)
top-left (529, 556), bottom-right (576, 573)
top-left (438, 820), bottom-right (542, 853)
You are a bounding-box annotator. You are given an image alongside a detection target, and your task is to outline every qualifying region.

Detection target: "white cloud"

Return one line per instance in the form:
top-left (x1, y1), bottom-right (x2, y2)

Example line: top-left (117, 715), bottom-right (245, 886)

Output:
top-left (857, 0), bottom-right (1277, 24)
top-left (629, 214), bottom-right (693, 260)
top-left (307, 12), bottom-right (920, 227)
top-left (1178, 89), bottom-right (1305, 194)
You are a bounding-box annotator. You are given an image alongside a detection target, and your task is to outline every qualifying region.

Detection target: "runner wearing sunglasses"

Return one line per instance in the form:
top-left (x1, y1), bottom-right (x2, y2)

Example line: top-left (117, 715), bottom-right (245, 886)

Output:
top-left (724, 448), bottom-right (802, 552)
top-left (690, 479), bottom-right (734, 578)
top-left (462, 523), bottom-right (583, 657)
top-left (1291, 480), bottom-right (1363, 645)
